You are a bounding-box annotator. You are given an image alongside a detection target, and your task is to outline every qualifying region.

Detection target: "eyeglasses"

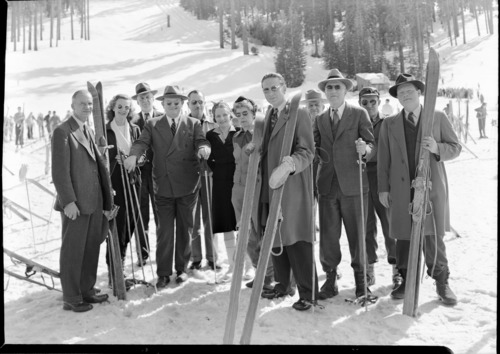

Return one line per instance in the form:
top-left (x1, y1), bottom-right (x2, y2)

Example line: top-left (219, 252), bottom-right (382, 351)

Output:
top-left (190, 100), bottom-right (204, 105)
top-left (235, 111), bottom-right (250, 118)
top-left (262, 84), bottom-right (282, 94)
top-left (325, 84), bottom-right (343, 90)
top-left (361, 99), bottom-right (378, 106)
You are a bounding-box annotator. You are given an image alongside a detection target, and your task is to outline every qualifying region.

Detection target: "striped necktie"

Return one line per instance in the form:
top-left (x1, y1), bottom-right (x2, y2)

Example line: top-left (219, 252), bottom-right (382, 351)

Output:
top-left (270, 108), bottom-right (279, 131)
top-left (171, 118), bottom-right (177, 136)
top-left (408, 112), bottom-right (416, 126)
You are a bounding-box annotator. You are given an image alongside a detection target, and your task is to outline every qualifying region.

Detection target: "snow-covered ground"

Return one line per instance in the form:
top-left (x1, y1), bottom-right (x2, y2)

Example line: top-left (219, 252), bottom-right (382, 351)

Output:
top-left (2, 0), bottom-right (497, 351)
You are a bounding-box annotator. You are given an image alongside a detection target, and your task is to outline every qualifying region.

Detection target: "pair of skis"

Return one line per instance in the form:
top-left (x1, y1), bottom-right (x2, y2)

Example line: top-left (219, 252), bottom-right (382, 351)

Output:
top-left (87, 81), bottom-right (127, 300)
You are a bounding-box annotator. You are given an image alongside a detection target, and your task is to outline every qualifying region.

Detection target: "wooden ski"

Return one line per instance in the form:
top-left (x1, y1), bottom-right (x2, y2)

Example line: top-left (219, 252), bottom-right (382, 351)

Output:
top-left (223, 114), bottom-right (265, 344)
top-left (239, 92), bottom-right (302, 344)
top-left (87, 81), bottom-right (127, 300)
top-left (4, 247), bottom-right (60, 279)
top-left (403, 48), bottom-right (440, 317)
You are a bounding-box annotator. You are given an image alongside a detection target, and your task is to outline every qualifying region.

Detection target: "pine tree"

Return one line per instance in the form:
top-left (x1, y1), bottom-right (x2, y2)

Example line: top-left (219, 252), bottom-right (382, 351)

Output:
top-left (274, 8), bottom-right (307, 88)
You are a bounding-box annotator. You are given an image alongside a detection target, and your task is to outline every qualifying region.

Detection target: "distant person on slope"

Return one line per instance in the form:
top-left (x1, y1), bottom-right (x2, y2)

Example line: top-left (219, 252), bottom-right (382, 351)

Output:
top-left (378, 74), bottom-right (461, 306)
top-left (381, 98), bottom-right (394, 117)
top-left (13, 106), bottom-right (25, 150)
top-left (475, 101), bottom-right (488, 139)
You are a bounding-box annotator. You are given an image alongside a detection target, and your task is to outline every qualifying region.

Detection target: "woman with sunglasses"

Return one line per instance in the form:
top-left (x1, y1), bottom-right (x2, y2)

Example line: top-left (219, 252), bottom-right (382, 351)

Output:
top-left (206, 101), bottom-right (240, 281)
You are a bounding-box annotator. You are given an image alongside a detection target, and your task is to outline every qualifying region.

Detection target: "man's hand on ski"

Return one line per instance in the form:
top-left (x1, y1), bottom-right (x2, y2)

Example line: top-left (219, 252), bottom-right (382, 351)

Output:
top-left (269, 156), bottom-right (295, 189)
top-left (124, 155), bottom-right (137, 172)
top-left (64, 202), bottom-right (80, 220)
top-left (379, 192), bottom-right (391, 208)
top-left (422, 136), bottom-right (438, 155)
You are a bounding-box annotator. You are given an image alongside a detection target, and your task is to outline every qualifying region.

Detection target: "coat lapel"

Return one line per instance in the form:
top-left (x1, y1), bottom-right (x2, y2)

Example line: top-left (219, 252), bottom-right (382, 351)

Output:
top-left (270, 101), bottom-right (290, 140)
top-left (334, 104), bottom-right (354, 141)
top-left (69, 117), bottom-right (95, 160)
top-left (319, 110), bottom-right (334, 143)
top-left (155, 115), bottom-right (173, 151)
top-left (167, 115), bottom-right (187, 156)
top-left (390, 111), bottom-right (409, 170)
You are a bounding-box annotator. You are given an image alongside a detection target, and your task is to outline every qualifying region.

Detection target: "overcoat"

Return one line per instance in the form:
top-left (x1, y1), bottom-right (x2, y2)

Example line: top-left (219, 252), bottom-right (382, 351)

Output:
top-left (129, 114), bottom-right (210, 198)
top-left (313, 102), bottom-right (375, 196)
top-left (52, 116), bottom-right (113, 216)
top-left (377, 109), bottom-right (461, 239)
top-left (254, 102), bottom-right (315, 248)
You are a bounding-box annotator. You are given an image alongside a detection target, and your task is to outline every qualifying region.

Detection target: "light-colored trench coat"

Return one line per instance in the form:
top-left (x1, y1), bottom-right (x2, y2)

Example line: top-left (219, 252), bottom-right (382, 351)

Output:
top-left (377, 108), bottom-right (461, 239)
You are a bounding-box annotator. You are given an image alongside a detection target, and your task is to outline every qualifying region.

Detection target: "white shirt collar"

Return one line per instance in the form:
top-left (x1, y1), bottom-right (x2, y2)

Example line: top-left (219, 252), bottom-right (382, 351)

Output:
top-left (404, 105), bottom-right (422, 123)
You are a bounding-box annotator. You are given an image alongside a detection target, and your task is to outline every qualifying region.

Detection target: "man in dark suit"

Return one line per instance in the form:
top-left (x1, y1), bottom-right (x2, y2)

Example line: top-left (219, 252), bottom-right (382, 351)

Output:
top-left (313, 69), bottom-right (375, 301)
top-left (124, 85), bottom-right (211, 288)
top-left (130, 82), bottom-right (163, 267)
top-left (52, 90), bottom-right (113, 312)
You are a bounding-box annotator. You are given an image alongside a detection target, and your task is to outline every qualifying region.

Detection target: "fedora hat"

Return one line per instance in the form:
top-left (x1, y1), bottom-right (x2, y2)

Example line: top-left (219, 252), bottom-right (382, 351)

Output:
top-left (300, 89), bottom-right (327, 104)
top-left (156, 85), bottom-right (188, 101)
top-left (318, 69), bottom-right (353, 92)
top-left (359, 87), bottom-right (380, 98)
top-left (131, 82), bottom-right (158, 99)
top-left (389, 74), bottom-right (425, 98)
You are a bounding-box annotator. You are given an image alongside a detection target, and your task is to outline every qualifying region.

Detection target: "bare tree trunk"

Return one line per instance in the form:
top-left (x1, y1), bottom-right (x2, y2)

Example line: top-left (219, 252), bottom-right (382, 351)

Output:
top-left (445, 0), bottom-right (454, 46)
top-left (40, 2), bottom-right (43, 41)
top-left (70, 0), bottom-right (74, 40)
top-left (451, 0), bottom-right (460, 38)
top-left (230, 0), bottom-right (237, 49)
top-left (50, 0), bottom-right (54, 47)
top-left (12, 1), bottom-right (17, 51)
top-left (312, 0), bottom-right (319, 57)
top-left (398, 42), bottom-right (405, 73)
top-left (219, 0), bottom-right (224, 48)
top-left (34, 1), bottom-right (38, 51)
top-left (241, 2), bottom-right (249, 55)
top-left (17, 1), bottom-right (21, 42)
top-left (460, 0), bottom-right (466, 44)
top-left (472, 0), bottom-right (481, 36)
top-left (28, 2), bottom-right (32, 50)
top-left (57, 0), bottom-right (61, 41)
top-left (81, 0), bottom-right (85, 39)
top-left (86, 0), bottom-right (90, 40)
top-left (415, 1), bottom-right (424, 75)
top-left (482, 0), bottom-right (489, 34)
top-left (23, 2), bottom-right (26, 53)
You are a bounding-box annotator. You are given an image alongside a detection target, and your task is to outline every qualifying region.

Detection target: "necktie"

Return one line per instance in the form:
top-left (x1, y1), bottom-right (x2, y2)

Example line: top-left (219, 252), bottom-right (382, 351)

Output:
top-left (408, 112), bottom-right (416, 126)
top-left (171, 119), bottom-right (177, 136)
top-left (145, 113), bottom-right (150, 121)
top-left (83, 124), bottom-right (90, 141)
top-left (270, 108), bottom-right (279, 131)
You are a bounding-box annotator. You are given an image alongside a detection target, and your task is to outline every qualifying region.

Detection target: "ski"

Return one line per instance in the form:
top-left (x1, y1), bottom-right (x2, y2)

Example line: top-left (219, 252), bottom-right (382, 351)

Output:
top-left (87, 81), bottom-right (127, 300)
top-left (402, 48), bottom-right (440, 317)
top-left (4, 247), bottom-right (60, 279)
top-left (223, 114), bottom-right (265, 344)
top-left (239, 92), bottom-right (302, 345)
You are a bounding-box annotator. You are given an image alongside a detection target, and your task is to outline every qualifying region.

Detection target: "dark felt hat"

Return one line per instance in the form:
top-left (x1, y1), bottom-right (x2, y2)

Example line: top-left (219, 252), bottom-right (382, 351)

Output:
top-left (300, 89), bottom-right (328, 104)
top-left (131, 82), bottom-right (158, 99)
top-left (359, 87), bottom-right (380, 98)
top-left (318, 69), bottom-right (353, 92)
top-left (155, 85), bottom-right (188, 101)
top-left (389, 74), bottom-right (425, 98)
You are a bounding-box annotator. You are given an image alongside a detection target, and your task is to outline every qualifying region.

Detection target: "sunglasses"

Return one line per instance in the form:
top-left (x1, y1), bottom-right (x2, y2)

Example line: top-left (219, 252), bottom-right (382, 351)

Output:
top-left (325, 84), bottom-right (343, 90)
top-left (262, 84), bottom-right (282, 94)
top-left (361, 99), bottom-right (378, 106)
top-left (190, 100), bottom-right (204, 105)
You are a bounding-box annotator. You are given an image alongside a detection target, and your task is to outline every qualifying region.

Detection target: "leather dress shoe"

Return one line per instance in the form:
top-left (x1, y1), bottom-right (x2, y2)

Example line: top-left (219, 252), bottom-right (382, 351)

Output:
top-left (157, 276), bottom-right (171, 289)
top-left (63, 302), bottom-right (93, 313)
top-left (261, 288), bottom-right (295, 299)
top-left (292, 298), bottom-right (313, 311)
top-left (189, 261), bottom-right (202, 270)
top-left (83, 293), bottom-right (109, 304)
top-left (176, 271), bottom-right (188, 283)
top-left (207, 261), bottom-right (222, 270)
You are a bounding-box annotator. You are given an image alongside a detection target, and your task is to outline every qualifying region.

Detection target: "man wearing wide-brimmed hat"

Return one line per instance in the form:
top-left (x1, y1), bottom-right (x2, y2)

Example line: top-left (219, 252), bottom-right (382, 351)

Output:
top-left (130, 82), bottom-right (163, 267)
top-left (301, 89), bottom-right (328, 121)
top-left (314, 68), bottom-right (376, 302)
top-left (124, 85), bottom-right (211, 288)
top-left (378, 73), bottom-right (461, 306)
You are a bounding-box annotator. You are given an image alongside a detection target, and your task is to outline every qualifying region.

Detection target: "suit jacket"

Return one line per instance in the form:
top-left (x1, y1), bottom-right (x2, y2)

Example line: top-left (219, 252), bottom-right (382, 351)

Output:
top-left (313, 102), bottom-right (375, 196)
top-left (129, 114), bottom-right (210, 198)
top-left (131, 109), bottom-right (163, 166)
top-left (52, 116), bottom-right (113, 214)
top-left (254, 103), bottom-right (315, 248)
top-left (377, 109), bottom-right (461, 239)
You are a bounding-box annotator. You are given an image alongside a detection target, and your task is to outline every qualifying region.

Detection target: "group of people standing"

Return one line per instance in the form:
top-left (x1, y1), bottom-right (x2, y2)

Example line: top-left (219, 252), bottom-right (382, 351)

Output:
top-left (51, 68), bottom-right (461, 314)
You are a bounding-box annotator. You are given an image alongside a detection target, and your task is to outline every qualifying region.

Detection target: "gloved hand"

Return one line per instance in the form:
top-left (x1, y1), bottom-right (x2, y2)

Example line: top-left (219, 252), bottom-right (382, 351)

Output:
top-left (269, 156), bottom-right (295, 189)
top-left (197, 146), bottom-right (211, 160)
top-left (244, 142), bottom-right (256, 155)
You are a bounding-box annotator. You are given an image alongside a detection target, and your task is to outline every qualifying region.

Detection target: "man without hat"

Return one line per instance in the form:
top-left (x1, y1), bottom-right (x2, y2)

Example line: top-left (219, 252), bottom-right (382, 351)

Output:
top-left (124, 85), bottom-right (211, 287)
top-left (358, 87), bottom-right (398, 288)
top-left (378, 73), bottom-right (461, 305)
top-left (130, 82), bottom-right (163, 267)
top-left (313, 69), bottom-right (376, 302)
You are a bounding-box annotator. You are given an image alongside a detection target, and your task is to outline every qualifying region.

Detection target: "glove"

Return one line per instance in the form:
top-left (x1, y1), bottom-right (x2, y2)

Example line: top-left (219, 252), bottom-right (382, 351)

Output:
top-left (197, 146), bottom-right (211, 160)
top-left (269, 156), bottom-right (295, 190)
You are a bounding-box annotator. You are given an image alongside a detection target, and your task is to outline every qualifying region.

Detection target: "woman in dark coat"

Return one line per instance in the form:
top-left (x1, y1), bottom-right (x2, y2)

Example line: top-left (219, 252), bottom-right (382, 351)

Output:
top-left (105, 94), bottom-right (142, 285)
top-left (206, 101), bottom-right (240, 280)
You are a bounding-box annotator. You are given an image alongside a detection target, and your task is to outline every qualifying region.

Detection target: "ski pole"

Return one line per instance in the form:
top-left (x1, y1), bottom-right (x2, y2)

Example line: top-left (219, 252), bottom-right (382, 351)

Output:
top-left (118, 152), bottom-right (137, 288)
top-left (201, 158), bottom-right (217, 284)
top-left (19, 164), bottom-right (37, 253)
top-left (357, 141), bottom-right (368, 312)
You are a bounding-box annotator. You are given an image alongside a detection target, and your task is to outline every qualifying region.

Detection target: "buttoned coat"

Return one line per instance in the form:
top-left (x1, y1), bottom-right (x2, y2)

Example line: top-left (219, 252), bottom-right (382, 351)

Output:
top-left (377, 109), bottom-right (461, 239)
top-left (129, 114), bottom-right (210, 198)
top-left (52, 116), bottom-right (113, 215)
top-left (254, 102), bottom-right (315, 248)
top-left (313, 102), bottom-right (375, 196)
